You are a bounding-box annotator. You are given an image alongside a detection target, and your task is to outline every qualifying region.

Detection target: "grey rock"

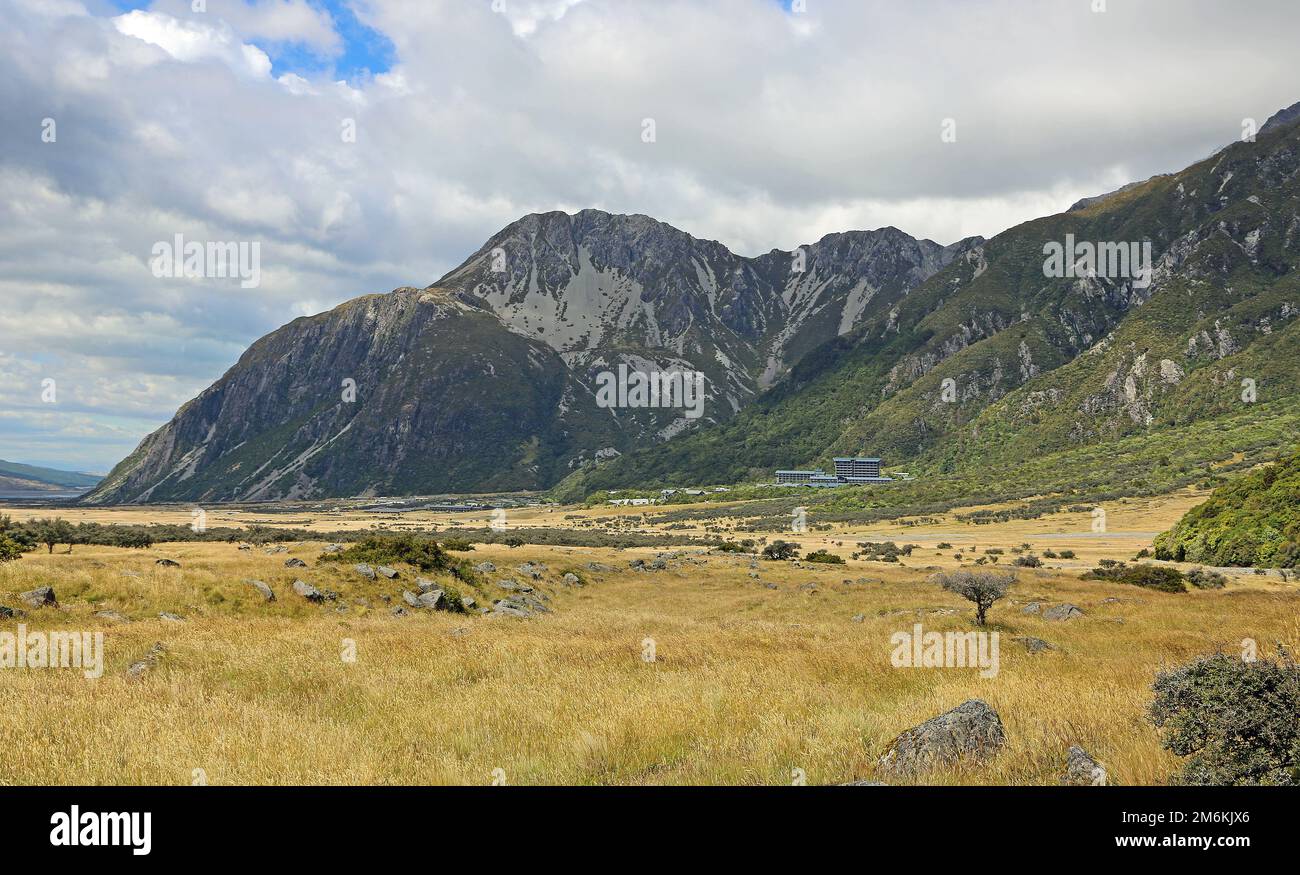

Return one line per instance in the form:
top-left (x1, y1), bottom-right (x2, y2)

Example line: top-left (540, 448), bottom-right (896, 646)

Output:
top-left (265, 545), bottom-right (287, 555)
top-left (126, 642), bottom-right (166, 680)
top-left (474, 561), bottom-right (497, 573)
top-left (1013, 636), bottom-right (1054, 653)
top-left (1062, 745), bottom-right (1108, 786)
top-left (877, 700), bottom-right (1006, 778)
top-left (851, 614), bottom-right (866, 623)
top-left (292, 579), bottom-right (326, 602)
top-left (285, 557), bottom-right (308, 568)
top-left (516, 563), bottom-right (544, 580)
top-left (322, 544), bottom-right (345, 554)
top-left (1043, 603), bottom-right (1084, 621)
top-left (354, 563), bottom-right (376, 580)
top-left (628, 559), bottom-right (646, 570)
top-left (377, 565), bottom-right (399, 579)
top-left (20, 586), bottom-right (57, 608)
top-left (401, 590), bottom-right (422, 609)
top-left (586, 562), bottom-right (613, 573)
top-left (0, 605), bottom-right (22, 619)
top-left (417, 589), bottom-right (445, 610)
top-left (159, 612), bottom-right (186, 623)
top-left (237, 543), bottom-right (252, 551)
top-left (246, 579), bottom-right (276, 602)
top-left (1021, 602), bottom-right (1042, 615)
top-left (155, 558), bottom-right (181, 568)
top-left (562, 572), bottom-right (582, 586)
top-left (94, 610), bottom-right (131, 623)
top-left (461, 596), bottom-right (476, 610)
top-left (415, 577), bottom-right (438, 593)
top-left (391, 606), bottom-right (409, 617)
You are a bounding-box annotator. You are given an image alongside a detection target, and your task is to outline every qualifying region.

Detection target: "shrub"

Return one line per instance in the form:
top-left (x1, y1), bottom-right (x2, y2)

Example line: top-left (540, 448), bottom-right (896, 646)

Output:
top-left (1057, 549), bottom-right (1076, 559)
top-left (932, 569), bottom-right (1015, 626)
top-left (1042, 549), bottom-right (1059, 559)
top-left (803, 549), bottom-right (845, 565)
top-left (936, 542), bottom-right (953, 550)
top-left (440, 537), bottom-right (475, 552)
top-left (762, 540), bottom-right (800, 561)
top-left (320, 535), bottom-right (453, 572)
top-left (0, 536), bottom-right (23, 563)
top-left (1186, 567), bottom-right (1228, 589)
top-left (717, 540), bottom-right (754, 554)
top-left (1012, 554), bottom-right (1042, 568)
top-left (1082, 562), bottom-right (1186, 593)
top-left (1150, 651), bottom-right (1300, 785)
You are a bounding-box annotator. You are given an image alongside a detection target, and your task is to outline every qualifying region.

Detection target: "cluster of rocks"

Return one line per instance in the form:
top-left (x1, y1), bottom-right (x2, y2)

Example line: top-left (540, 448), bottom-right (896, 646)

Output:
top-left (1022, 602), bottom-right (1084, 620)
top-left (491, 579), bottom-right (551, 618)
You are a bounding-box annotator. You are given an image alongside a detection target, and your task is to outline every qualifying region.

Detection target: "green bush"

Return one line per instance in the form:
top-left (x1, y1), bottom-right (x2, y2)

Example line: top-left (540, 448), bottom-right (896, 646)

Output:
top-left (803, 549), bottom-right (845, 565)
top-left (0, 536), bottom-right (23, 563)
top-left (1150, 652), bottom-right (1300, 785)
top-left (1082, 562), bottom-right (1187, 593)
top-left (319, 535), bottom-right (453, 572)
top-left (1186, 567), bottom-right (1228, 589)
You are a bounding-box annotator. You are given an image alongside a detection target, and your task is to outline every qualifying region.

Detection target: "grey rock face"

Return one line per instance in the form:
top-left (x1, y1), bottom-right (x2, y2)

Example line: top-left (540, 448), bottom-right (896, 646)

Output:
top-left (877, 700), bottom-right (1006, 778)
top-left (1043, 604), bottom-right (1084, 621)
top-left (1062, 745), bottom-right (1108, 786)
top-left (20, 586), bottom-right (57, 608)
top-left (247, 579), bottom-right (276, 602)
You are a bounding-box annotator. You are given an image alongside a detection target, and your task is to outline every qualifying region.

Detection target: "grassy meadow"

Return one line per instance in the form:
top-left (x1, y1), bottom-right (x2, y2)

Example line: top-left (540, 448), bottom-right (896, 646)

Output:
top-left (1, 491), bottom-right (1297, 786)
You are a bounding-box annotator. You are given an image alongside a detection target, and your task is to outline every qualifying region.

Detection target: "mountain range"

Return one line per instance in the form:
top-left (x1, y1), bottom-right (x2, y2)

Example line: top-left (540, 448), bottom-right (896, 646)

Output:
top-left (84, 101), bottom-right (1300, 505)
top-left (0, 460), bottom-right (100, 495)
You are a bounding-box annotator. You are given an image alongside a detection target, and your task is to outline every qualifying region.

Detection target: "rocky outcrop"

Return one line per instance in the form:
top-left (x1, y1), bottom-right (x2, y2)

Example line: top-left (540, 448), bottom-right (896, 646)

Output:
top-left (876, 699), bottom-right (1006, 778)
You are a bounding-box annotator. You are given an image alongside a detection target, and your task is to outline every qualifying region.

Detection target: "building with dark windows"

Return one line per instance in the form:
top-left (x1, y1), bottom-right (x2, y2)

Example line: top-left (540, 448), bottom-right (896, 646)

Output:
top-left (774, 458), bottom-right (894, 486)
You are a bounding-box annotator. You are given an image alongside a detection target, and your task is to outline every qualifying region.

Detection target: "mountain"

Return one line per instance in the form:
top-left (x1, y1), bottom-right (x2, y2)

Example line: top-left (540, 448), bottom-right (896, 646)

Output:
top-left (0, 459), bottom-right (100, 494)
top-left (565, 101), bottom-right (1300, 494)
top-left (85, 219), bottom-right (968, 504)
top-left (1154, 448), bottom-right (1300, 568)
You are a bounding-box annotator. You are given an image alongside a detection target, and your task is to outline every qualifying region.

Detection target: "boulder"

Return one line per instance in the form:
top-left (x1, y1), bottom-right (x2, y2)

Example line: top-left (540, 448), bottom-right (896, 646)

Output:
top-left (20, 586), bottom-right (57, 608)
top-left (322, 544), bottom-right (345, 554)
top-left (1061, 745), bottom-right (1108, 786)
top-left (586, 562), bottom-right (613, 573)
top-left (851, 614), bottom-right (866, 623)
top-left (247, 579), bottom-right (276, 602)
top-left (1013, 636), bottom-right (1054, 653)
top-left (292, 580), bottom-right (326, 602)
top-left (562, 572), bottom-right (582, 587)
top-left (265, 545), bottom-right (288, 555)
top-left (159, 612), bottom-right (186, 623)
top-left (354, 563), bottom-right (377, 580)
top-left (377, 565), bottom-right (399, 579)
top-left (401, 590), bottom-right (422, 609)
top-left (155, 558), bottom-right (181, 568)
top-left (237, 543), bottom-right (252, 551)
top-left (474, 561), bottom-right (497, 573)
top-left (1021, 602), bottom-right (1042, 615)
top-left (285, 558), bottom-right (308, 568)
top-left (1043, 604), bottom-right (1084, 621)
top-left (415, 577), bottom-right (438, 593)
top-left (0, 605), bottom-right (22, 619)
top-left (461, 596), bottom-right (477, 610)
top-left (516, 563), bottom-right (544, 580)
top-left (417, 589), bottom-right (445, 610)
top-left (94, 610), bottom-right (131, 623)
top-left (876, 700), bottom-right (1006, 778)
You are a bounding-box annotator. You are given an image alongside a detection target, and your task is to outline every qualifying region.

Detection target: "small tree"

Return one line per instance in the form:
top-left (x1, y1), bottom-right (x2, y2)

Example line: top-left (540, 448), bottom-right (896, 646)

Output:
top-left (762, 540), bottom-right (800, 561)
top-left (0, 536), bottom-right (22, 563)
top-left (1150, 651), bottom-right (1300, 785)
top-left (933, 569), bottom-right (1014, 625)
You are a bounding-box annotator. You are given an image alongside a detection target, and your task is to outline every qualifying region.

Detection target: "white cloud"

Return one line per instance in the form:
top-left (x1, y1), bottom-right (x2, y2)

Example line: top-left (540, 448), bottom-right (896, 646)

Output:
top-left (112, 9), bottom-right (272, 78)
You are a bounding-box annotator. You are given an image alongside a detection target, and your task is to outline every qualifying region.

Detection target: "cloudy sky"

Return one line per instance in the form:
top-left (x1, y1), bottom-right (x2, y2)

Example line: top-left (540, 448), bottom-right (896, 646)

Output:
top-left (1, 0), bottom-right (1298, 474)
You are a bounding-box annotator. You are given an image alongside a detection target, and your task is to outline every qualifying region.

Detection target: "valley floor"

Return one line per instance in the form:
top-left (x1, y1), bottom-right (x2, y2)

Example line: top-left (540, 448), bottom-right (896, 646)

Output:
top-left (1, 491), bottom-right (1296, 785)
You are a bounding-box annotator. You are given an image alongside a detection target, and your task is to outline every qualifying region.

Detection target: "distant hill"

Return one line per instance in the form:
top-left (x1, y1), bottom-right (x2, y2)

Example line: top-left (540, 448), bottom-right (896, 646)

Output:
top-left (0, 460), bottom-right (101, 494)
top-left (1154, 449), bottom-right (1300, 569)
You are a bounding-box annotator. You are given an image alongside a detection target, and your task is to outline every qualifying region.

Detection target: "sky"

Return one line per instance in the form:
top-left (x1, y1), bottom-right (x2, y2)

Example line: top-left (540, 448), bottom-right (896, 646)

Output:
top-left (1, 0), bottom-right (1298, 474)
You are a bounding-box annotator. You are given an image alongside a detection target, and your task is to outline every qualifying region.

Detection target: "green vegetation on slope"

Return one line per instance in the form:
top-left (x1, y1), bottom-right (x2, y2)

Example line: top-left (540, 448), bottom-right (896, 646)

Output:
top-left (1154, 447), bottom-right (1300, 568)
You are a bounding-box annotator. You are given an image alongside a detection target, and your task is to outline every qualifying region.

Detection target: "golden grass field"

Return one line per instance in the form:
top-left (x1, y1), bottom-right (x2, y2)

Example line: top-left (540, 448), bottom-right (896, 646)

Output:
top-left (1, 489), bottom-right (1296, 786)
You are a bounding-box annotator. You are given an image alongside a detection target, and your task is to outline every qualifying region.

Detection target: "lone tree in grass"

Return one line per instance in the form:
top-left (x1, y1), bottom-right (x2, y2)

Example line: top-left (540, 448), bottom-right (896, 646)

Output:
top-left (932, 569), bottom-right (1015, 625)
